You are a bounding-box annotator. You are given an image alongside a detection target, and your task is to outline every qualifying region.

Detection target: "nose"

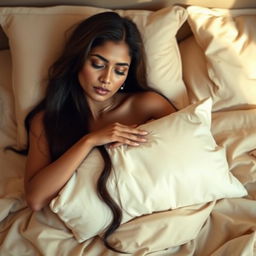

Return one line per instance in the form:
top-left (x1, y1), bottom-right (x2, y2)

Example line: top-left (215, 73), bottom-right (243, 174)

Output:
top-left (99, 68), bottom-right (111, 85)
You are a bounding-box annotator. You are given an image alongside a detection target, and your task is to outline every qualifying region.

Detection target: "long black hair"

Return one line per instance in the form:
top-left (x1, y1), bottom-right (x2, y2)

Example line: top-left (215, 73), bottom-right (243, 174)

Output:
top-left (8, 12), bottom-right (150, 252)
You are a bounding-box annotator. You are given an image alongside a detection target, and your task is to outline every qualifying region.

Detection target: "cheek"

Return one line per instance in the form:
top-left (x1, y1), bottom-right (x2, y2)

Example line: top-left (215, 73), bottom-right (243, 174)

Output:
top-left (78, 66), bottom-right (95, 86)
top-left (111, 77), bottom-right (126, 92)
top-left (113, 73), bottom-right (128, 87)
top-left (114, 77), bottom-right (126, 87)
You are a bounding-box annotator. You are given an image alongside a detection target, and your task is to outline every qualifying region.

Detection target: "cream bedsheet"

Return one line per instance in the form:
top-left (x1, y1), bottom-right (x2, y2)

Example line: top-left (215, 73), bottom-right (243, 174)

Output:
top-left (0, 51), bottom-right (256, 255)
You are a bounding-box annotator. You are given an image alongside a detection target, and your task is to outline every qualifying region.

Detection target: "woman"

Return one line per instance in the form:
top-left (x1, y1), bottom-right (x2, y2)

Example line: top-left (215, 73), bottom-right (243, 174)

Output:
top-left (20, 12), bottom-right (175, 251)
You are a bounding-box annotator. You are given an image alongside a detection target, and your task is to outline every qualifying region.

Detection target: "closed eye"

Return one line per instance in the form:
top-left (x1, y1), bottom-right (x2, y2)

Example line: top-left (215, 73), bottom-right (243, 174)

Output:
top-left (92, 62), bottom-right (126, 76)
top-left (115, 70), bottom-right (126, 76)
top-left (92, 62), bottom-right (104, 69)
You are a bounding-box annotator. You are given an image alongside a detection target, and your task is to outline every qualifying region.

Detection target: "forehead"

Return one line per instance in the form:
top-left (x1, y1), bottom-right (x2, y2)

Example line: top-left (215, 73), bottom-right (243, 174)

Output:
top-left (89, 41), bottom-right (131, 64)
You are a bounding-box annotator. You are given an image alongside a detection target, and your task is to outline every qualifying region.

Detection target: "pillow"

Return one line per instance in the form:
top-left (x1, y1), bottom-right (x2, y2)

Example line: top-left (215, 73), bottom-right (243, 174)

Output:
top-left (187, 7), bottom-right (256, 111)
top-left (50, 98), bottom-right (247, 242)
top-left (179, 36), bottom-right (215, 105)
top-left (0, 5), bottom-right (189, 148)
top-left (107, 201), bottom-right (215, 253)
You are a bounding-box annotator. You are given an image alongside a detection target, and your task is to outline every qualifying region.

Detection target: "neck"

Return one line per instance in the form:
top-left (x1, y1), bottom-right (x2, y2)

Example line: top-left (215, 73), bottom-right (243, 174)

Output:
top-left (87, 95), bottom-right (118, 120)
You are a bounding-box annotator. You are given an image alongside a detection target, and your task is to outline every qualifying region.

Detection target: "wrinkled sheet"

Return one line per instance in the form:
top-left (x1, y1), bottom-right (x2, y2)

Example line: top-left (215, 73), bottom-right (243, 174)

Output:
top-left (1, 103), bottom-right (256, 255)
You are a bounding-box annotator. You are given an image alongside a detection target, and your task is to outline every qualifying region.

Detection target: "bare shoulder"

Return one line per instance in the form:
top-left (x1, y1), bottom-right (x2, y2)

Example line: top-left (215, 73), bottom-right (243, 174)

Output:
top-left (132, 91), bottom-right (176, 119)
top-left (133, 91), bottom-right (167, 102)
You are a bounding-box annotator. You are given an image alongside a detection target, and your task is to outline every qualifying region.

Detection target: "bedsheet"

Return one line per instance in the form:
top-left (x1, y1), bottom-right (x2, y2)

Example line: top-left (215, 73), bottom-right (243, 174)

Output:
top-left (0, 89), bottom-right (256, 255)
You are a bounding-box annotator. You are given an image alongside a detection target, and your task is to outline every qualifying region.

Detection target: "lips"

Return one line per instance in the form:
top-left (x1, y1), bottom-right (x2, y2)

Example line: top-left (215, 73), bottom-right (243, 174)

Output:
top-left (93, 86), bottom-right (110, 96)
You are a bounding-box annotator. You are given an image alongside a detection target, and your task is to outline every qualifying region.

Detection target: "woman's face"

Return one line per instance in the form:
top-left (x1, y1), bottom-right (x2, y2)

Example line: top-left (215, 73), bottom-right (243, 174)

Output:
top-left (78, 40), bottom-right (131, 102)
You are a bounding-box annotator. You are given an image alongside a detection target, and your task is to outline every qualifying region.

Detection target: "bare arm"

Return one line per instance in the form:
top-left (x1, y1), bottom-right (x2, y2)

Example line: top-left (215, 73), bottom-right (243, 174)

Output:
top-left (25, 112), bottom-right (148, 211)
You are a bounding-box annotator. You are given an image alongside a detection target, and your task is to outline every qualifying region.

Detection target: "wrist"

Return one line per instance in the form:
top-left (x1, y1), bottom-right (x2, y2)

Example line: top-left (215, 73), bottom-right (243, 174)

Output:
top-left (82, 134), bottom-right (96, 149)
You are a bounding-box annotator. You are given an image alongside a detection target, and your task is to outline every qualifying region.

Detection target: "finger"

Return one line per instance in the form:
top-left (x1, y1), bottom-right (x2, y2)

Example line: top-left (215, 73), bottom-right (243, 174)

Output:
top-left (117, 125), bottom-right (148, 136)
top-left (115, 131), bottom-right (148, 143)
top-left (118, 133), bottom-right (148, 146)
top-left (108, 139), bottom-right (142, 149)
top-left (109, 136), bottom-right (141, 148)
top-left (114, 122), bottom-right (147, 134)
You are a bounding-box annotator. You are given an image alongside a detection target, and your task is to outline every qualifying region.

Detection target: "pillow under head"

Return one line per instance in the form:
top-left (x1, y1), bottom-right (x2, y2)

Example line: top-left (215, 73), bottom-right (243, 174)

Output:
top-left (0, 5), bottom-right (189, 148)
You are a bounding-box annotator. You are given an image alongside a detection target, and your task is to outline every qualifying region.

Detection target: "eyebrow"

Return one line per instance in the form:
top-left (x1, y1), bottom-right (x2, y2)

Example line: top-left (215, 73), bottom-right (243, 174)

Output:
top-left (90, 54), bottom-right (130, 67)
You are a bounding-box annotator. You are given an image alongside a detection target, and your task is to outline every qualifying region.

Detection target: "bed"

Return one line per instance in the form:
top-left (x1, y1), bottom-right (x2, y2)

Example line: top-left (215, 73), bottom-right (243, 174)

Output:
top-left (0, 0), bottom-right (256, 255)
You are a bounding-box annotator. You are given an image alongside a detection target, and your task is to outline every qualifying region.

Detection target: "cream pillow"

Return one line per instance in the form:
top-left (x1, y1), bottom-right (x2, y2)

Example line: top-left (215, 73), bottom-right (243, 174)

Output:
top-left (50, 98), bottom-right (247, 242)
top-left (187, 7), bottom-right (256, 111)
top-left (107, 202), bottom-right (215, 253)
top-left (0, 5), bottom-right (189, 148)
top-left (179, 36), bottom-right (215, 105)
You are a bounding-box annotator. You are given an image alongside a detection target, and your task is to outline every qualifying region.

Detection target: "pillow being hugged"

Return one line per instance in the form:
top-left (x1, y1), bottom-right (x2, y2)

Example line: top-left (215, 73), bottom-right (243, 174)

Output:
top-left (50, 98), bottom-right (247, 243)
top-left (0, 5), bottom-right (189, 148)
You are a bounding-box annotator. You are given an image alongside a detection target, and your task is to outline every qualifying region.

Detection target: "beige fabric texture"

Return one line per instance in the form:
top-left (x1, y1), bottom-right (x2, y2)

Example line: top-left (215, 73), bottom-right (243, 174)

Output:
top-left (0, 5), bottom-right (188, 148)
top-left (1, 102), bottom-right (256, 254)
top-left (179, 36), bottom-right (215, 105)
top-left (50, 98), bottom-right (247, 242)
top-left (0, 32), bottom-right (256, 255)
top-left (107, 202), bottom-right (215, 253)
top-left (0, 50), bottom-right (16, 140)
top-left (187, 7), bottom-right (256, 111)
top-left (1, 0), bottom-right (256, 10)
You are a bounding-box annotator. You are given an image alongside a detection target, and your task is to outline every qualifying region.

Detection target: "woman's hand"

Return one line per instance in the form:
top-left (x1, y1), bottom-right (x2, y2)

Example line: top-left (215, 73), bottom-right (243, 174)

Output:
top-left (86, 122), bottom-right (148, 148)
